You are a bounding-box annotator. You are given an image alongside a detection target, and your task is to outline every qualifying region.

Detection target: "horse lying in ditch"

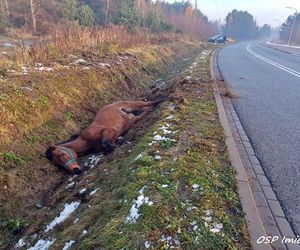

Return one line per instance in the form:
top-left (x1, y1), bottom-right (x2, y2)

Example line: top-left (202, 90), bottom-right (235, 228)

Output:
top-left (45, 100), bottom-right (162, 175)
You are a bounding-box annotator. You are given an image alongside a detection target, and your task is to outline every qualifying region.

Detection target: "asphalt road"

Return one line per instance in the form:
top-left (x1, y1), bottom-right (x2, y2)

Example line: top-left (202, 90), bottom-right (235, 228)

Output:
top-left (217, 41), bottom-right (300, 234)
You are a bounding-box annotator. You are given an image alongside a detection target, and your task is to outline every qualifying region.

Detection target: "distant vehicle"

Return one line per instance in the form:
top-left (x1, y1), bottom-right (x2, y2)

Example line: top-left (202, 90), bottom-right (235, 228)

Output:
top-left (208, 35), bottom-right (229, 44)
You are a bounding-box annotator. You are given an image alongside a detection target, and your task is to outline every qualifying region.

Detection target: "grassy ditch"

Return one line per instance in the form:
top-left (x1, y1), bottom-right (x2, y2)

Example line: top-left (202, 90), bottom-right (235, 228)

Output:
top-left (0, 41), bottom-right (208, 248)
top-left (6, 46), bottom-right (250, 249)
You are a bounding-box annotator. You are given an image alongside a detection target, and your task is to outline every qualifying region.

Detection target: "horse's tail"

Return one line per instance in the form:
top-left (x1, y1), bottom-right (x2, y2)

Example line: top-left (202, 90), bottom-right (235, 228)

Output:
top-left (141, 99), bottom-right (165, 107)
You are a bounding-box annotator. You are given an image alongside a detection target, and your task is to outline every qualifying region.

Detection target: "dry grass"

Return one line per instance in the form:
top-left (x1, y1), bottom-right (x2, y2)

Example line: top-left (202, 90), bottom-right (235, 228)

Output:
top-left (0, 42), bottom-right (202, 248)
top-left (11, 23), bottom-right (182, 65)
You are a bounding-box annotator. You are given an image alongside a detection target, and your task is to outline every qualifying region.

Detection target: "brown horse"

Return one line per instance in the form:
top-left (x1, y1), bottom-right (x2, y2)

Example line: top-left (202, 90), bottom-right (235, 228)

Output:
top-left (45, 100), bottom-right (162, 174)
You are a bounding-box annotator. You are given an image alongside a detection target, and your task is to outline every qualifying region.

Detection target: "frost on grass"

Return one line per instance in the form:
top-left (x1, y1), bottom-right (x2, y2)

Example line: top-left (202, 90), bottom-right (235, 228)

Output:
top-left (144, 241), bottom-right (151, 249)
top-left (62, 240), bottom-right (75, 250)
top-left (133, 152), bottom-right (144, 161)
top-left (210, 222), bottom-right (223, 234)
top-left (83, 154), bottom-right (102, 169)
top-left (158, 124), bottom-right (173, 135)
top-left (66, 181), bottom-right (75, 189)
top-left (201, 209), bottom-right (224, 234)
top-left (153, 135), bottom-right (175, 142)
top-left (79, 188), bottom-right (86, 194)
top-left (125, 187), bottom-right (153, 224)
top-left (28, 239), bottom-right (55, 250)
top-left (165, 115), bottom-right (174, 120)
top-left (90, 188), bottom-right (100, 196)
top-left (15, 238), bottom-right (26, 248)
top-left (160, 234), bottom-right (180, 249)
top-left (154, 155), bottom-right (162, 161)
top-left (45, 201), bottom-right (80, 232)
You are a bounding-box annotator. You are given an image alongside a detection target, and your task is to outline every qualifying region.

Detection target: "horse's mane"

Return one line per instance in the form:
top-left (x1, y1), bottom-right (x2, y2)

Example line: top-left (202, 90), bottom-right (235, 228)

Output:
top-left (56, 133), bottom-right (80, 145)
top-left (45, 133), bottom-right (80, 162)
top-left (45, 147), bottom-right (53, 162)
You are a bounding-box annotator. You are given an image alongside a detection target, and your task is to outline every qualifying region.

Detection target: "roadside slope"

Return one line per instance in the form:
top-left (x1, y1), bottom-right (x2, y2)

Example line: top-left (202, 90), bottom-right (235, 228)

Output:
top-left (0, 42), bottom-right (250, 249)
top-left (0, 41), bottom-right (201, 248)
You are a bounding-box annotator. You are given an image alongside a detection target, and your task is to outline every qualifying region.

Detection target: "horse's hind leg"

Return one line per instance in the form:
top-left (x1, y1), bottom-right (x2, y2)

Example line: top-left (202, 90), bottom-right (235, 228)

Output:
top-left (128, 111), bottom-right (149, 125)
top-left (101, 128), bottom-right (117, 153)
top-left (121, 100), bottom-right (163, 113)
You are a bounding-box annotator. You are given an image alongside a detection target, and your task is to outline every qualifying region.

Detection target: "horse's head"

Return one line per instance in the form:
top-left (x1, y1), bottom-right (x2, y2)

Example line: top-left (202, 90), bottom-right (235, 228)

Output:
top-left (45, 145), bottom-right (82, 175)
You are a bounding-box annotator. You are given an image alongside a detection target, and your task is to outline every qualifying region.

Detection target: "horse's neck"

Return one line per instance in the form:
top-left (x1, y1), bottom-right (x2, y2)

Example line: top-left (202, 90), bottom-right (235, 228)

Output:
top-left (59, 137), bottom-right (90, 154)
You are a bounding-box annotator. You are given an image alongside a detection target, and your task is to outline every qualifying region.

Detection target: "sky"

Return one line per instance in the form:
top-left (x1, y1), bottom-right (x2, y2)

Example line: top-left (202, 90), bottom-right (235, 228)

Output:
top-left (165, 0), bottom-right (300, 27)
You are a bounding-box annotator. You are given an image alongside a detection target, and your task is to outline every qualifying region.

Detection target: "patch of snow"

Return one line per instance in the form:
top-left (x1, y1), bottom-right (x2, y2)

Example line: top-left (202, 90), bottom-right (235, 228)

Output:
top-left (148, 141), bottom-right (155, 146)
top-left (35, 67), bottom-right (54, 72)
top-left (90, 188), bottom-right (100, 196)
top-left (82, 230), bottom-right (88, 236)
top-left (153, 135), bottom-right (175, 142)
top-left (210, 228), bottom-right (221, 234)
top-left (163, 130), bottom-right (172, 135)
top-left (84, 154), bottom-right (102, 169)
top-left (169, 103), bottom-right (176, 110)
top-left (66, 182), bottom-right (75, 189)
top-left (145, 241), bottom-right (151, 249)
top-left (98, 63), bottom-right (111, 68)
top-left (204, 209), bottom-right (213, 216)
top-left (201, 216), bottom-right (212, 222)
top-left (134, 153), bottom-right (144, 161)
top-left (187, 206), bottom-right (198, 212)
top-left (68, 175), bottom-right (77, 182)
top-left (212, 222), bottom-right (223, 230)
top-left (79, 188), bottom-right (86, 194)
top-left (162, 184), bottom-right (169, 188)
top-left (74, 59), bottom-right (87, 65)
top-left (125, 187), bottom-right (153, 224)
top-left (45, 201), bottom-right (80, 232)
top-left (165, 115), bottom-right (174, 120)
top-left (174, 239), bottom-right (180, 246)
top-left (62, 240), bottom-right (75, 250)
top-left (153, 135), bottom-right (167, 141)
top-left (154, 155), bottom-right (161, 161)
top-left (28, 239), bottom-right (55, 250)
top-left (15, 238), bottom-right (26, 248)
top-left (73, 218), bottom-right (79, 224)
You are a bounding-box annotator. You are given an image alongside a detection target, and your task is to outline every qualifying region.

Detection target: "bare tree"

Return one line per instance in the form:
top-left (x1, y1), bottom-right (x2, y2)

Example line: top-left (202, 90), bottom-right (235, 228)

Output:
top-left (105, 0), bottom-right (110, 25)
top-left (29, 0), bottom-right (37, 34)
top-left (4, 0), bottom-right (9, 17)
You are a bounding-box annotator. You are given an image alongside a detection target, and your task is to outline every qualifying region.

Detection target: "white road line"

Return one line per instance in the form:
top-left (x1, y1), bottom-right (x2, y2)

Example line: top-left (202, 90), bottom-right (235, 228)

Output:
top-left (247, 43), bottom-right (300, 78)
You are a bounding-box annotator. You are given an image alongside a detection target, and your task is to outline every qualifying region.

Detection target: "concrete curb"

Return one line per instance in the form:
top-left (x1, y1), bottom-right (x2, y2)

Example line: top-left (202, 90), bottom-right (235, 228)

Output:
top-left (262, 42), bottom-right (300, 56)
top-left (210, 49), bottom-right (299, 250)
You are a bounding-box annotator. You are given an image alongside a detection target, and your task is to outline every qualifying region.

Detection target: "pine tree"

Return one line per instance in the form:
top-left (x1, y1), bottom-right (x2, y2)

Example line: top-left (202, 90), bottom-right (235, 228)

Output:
top-left (76, 4), bottom-right (96, 26)
top-left (119, 0), bottom-right (141, 33)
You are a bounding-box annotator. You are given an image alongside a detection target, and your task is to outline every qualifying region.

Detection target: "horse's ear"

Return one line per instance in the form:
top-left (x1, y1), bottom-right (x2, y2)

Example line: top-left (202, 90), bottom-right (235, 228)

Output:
top-left (49, 143), bottom-right (56, 151)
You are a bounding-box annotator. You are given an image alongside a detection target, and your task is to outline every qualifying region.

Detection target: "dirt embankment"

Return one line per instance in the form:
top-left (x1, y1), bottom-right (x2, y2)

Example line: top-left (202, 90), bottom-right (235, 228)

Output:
top-left (0, 41), bottom-right (207, 248)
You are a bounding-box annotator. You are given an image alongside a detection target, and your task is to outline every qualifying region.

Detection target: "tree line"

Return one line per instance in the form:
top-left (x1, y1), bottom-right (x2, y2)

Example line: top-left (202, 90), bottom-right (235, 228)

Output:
top-left (0, 0), bottom-right (215, 38)
top-left (280, 13), bottom-right (300, 44)
top-left (223, 9), bottom-right (271, 40)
